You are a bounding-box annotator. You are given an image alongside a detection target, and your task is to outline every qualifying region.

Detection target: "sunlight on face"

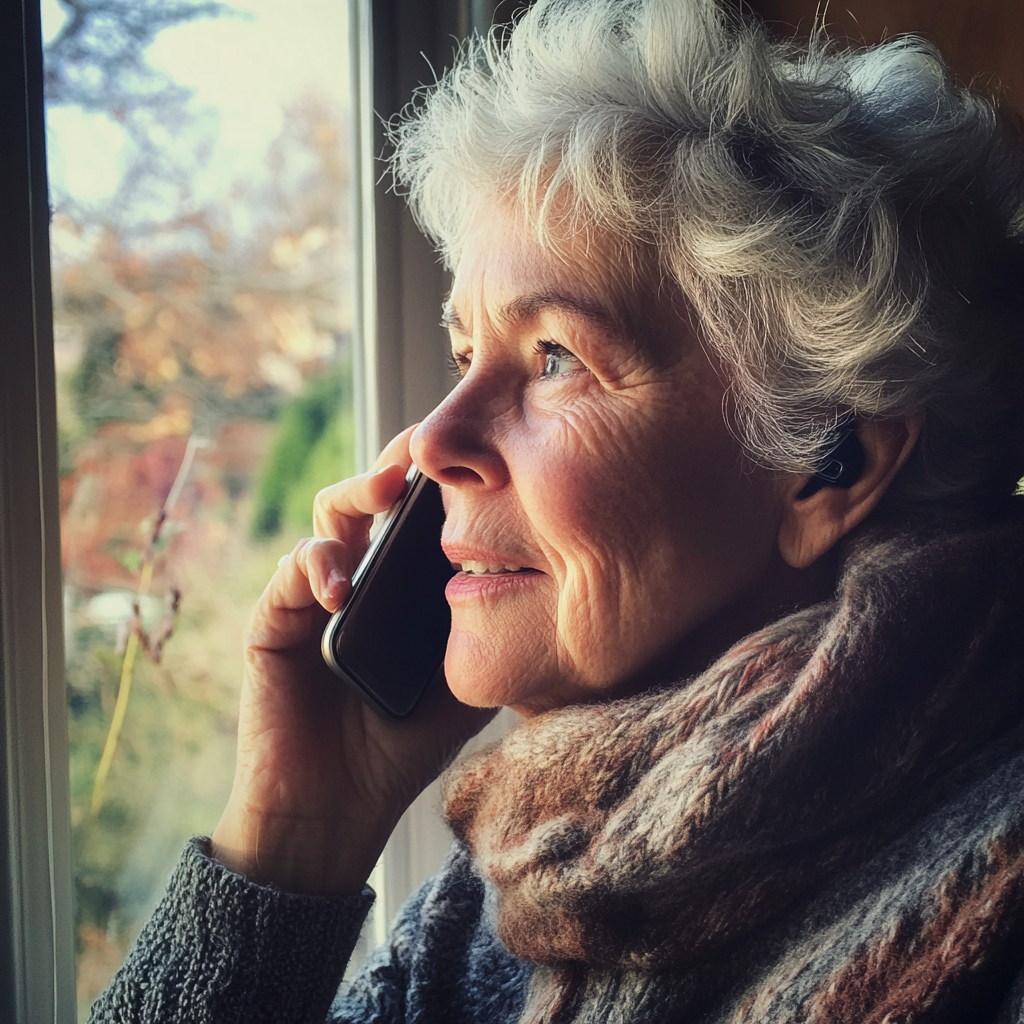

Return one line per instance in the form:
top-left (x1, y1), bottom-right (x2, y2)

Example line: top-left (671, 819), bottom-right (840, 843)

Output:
top-left (410, 205), bottom-right (786, 714)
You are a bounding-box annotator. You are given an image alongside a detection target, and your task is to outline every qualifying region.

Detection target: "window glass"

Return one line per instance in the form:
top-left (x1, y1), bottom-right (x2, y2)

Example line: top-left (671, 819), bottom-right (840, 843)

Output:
top-left (43, 1), bottom-right (355, 1015)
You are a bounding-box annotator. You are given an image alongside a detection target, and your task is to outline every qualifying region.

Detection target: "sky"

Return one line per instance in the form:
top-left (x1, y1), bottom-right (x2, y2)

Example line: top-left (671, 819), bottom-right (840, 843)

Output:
top-left (43, 0), bottom-right (350, 206)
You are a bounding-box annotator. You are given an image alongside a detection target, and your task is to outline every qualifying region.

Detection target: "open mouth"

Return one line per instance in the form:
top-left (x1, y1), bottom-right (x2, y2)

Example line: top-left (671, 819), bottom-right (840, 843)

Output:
top-left (456, 561), bottom-right (538, 576)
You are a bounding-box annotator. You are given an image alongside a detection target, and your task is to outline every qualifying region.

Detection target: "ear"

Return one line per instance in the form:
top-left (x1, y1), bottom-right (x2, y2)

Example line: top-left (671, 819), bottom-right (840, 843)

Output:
top-left (778, 415), bottom-right (924, 569)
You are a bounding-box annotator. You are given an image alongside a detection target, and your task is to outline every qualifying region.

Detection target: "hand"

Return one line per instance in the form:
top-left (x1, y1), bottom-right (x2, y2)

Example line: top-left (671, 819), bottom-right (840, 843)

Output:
top-left (211, 427), bottom-right (493, 896)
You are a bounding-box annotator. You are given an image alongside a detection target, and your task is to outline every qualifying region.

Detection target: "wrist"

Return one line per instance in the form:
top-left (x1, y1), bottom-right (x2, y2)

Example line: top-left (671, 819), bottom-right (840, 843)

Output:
top-left (210, 799), bottom-right (396, 897)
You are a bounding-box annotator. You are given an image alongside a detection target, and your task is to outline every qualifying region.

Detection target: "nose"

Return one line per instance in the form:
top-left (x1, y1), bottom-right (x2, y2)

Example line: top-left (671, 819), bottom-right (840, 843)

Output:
top-left (410, 375), bottom-right (510, 490)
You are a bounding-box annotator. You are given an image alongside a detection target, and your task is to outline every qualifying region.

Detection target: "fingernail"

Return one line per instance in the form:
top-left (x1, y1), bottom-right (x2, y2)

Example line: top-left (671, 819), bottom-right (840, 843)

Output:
top-left (277, 553), bottom-right (290, 568)
top-left (325, 567), bottom-right (348, 600)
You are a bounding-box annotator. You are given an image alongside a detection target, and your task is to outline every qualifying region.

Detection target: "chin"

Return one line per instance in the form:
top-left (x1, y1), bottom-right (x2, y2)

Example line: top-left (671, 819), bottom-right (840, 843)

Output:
top-left (444, 630), bottom-right (551, 710)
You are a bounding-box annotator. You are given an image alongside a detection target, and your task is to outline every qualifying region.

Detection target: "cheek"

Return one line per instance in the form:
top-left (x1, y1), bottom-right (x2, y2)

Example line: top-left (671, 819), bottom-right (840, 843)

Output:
top-left (509, 385), bottom-right (780, 681)
top-left (515, 401), bottom-right (640, 578)
top-left (517, 386), bottom-right (696, 576)
top-left (507, 402), bottom-right (662, 680)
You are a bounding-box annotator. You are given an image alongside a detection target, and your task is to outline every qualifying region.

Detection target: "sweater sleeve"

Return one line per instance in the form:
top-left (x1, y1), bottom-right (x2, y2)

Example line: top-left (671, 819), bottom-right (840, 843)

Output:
top-left (87, 837), bottom-right (375, 1024)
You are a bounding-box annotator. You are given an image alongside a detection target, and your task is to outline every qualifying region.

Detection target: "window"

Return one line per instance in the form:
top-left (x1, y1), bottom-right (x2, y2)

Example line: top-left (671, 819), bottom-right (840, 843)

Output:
top-left (45, 2), bottom-right (357, 1011)
top-left (1, 1), bottom-right (505, 1020)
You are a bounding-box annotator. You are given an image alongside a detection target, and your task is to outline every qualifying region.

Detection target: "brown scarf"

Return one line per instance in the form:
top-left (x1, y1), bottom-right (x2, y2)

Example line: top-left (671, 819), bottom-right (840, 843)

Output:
top-left (444, 504), bottom-right (1024, 1023)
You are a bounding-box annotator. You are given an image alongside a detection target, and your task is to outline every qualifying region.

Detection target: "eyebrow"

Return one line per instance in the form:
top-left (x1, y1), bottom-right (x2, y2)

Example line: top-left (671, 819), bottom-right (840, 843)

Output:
top-left (441, 291), bottom-right (627, 340)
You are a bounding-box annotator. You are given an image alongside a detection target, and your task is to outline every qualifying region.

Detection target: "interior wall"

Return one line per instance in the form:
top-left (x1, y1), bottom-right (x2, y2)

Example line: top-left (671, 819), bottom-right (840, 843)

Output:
top-left (748, 0), bottom-right (1024, 116)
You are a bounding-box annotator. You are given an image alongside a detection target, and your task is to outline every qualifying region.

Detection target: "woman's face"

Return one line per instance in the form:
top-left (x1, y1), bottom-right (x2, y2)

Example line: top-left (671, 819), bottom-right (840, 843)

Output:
top-left (410, 206), bottom-right (787, 715)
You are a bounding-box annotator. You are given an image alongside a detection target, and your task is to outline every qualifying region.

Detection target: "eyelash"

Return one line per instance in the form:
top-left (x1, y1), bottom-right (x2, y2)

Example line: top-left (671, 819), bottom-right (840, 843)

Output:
top-left (448, 351), bottom-right (470, 380)
top-left (446, 341), bottom-right (582, 381)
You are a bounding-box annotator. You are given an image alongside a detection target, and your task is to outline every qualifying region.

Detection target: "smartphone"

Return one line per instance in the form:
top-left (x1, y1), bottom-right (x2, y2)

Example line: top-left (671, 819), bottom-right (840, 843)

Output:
top-left (320, 466), bottom-right (455, 719)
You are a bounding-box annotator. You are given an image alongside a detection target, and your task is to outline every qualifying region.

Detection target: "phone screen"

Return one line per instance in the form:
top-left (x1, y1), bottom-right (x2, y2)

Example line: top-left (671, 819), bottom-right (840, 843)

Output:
top-left (321, 468), bottom-right (455, 719)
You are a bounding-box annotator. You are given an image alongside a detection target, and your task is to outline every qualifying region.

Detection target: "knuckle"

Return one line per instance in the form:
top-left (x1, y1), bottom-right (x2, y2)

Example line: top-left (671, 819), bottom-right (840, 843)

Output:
top-left (313, 482), bottom-right (340, 510)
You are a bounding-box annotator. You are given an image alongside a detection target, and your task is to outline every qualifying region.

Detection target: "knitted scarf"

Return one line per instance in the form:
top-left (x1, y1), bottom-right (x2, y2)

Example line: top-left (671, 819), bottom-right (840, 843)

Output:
top-left (444, 503), bottom-right (1024, 1024)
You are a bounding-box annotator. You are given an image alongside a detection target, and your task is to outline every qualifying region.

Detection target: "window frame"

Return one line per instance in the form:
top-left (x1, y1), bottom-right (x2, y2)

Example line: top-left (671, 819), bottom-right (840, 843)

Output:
top-left (0, 0), bottom-right (76, 1020)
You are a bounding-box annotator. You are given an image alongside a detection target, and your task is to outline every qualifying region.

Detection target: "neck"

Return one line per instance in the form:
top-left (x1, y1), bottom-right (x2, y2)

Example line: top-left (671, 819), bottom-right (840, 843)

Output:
top-left (625, 548), bottom-right (840, 693)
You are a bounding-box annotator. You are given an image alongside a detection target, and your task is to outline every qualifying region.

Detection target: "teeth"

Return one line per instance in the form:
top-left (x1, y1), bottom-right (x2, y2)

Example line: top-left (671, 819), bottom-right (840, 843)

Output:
top-left (461, 561), bottom-right (524, 575)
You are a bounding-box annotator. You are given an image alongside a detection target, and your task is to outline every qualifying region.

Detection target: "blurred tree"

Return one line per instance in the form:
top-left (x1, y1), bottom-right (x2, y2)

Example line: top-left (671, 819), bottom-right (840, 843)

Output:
top-left (54, 90), bottom-right (352, 477)
top-left (44, 0), bottom-right (233, 112)
top-left (252, 366), bottom-right (353, 538)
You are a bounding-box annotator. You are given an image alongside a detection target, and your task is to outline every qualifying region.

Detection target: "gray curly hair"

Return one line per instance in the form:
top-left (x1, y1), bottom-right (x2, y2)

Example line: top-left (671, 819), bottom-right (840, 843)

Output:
top-left (391, 0), bottom-right (1024, 504)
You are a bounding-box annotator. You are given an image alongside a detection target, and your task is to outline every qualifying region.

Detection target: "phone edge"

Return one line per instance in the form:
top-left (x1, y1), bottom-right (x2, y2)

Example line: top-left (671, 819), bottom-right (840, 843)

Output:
top-left (320, 466), bottom-right (441, 720)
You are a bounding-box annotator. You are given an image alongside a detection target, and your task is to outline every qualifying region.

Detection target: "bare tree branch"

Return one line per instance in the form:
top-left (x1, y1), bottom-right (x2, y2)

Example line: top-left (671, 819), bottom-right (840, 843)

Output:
top-left (44, 0), bottom-right (240, 111)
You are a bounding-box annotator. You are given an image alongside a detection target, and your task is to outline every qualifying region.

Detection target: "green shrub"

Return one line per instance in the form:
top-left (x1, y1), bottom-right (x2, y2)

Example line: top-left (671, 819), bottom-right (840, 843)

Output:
top-left (251, 365), bottom-right (353, 538)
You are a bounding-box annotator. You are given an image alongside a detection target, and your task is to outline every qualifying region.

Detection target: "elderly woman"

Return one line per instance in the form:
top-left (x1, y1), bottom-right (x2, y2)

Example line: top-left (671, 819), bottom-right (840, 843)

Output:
top-left (90, 0), bottom-right (1024, 1021)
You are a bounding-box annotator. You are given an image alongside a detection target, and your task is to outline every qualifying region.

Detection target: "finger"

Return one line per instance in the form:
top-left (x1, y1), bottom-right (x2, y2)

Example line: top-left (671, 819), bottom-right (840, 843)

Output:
top-left (302, 537), bottom-right (353, 612)
top-left (313, 463), bottom-right (407, 539)
top-left (371, 424), bottom-right (419, 472)
top-left (249, 537), bottom-right (349, 651)
top-left (312, 426), bottom-right (420, 540)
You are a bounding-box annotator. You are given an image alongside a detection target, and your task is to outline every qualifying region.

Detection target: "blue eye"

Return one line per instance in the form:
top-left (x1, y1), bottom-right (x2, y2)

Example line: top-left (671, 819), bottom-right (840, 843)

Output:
top-left (536, 341), bottom-right (581, 378)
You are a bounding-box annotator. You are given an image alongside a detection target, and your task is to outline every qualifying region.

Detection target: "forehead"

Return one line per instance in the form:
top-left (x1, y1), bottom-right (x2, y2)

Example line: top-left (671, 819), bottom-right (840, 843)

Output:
top-left (446, 203), bottom-right (692, 366)
top-left (446, 204), bottom-right (631, 330)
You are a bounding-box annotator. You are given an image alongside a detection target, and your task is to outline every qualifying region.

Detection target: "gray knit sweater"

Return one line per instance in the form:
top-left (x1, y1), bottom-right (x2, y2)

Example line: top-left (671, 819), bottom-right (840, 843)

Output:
top-left (87, 837), bottom-right (531, 1024)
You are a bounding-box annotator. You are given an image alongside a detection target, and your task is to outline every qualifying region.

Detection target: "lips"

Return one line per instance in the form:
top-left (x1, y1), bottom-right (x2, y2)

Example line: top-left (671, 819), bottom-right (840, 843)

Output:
top-left (443, 543), bottom-right (543, 600)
